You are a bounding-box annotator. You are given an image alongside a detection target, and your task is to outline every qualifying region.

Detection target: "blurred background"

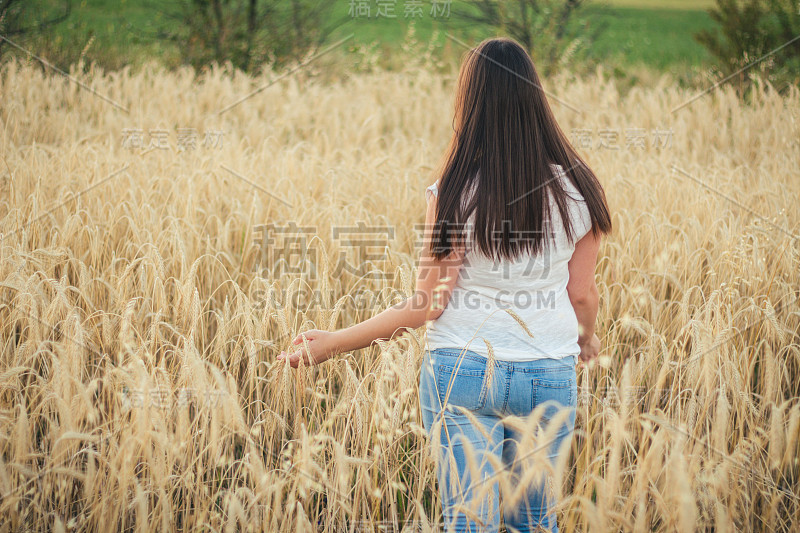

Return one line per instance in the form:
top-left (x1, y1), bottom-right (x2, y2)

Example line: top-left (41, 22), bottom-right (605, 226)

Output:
top-left (2, 0), bottom-right (799, 93)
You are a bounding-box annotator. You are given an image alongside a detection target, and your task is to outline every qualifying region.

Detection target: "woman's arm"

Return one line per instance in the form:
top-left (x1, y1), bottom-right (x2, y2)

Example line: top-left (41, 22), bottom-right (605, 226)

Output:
top-left (277, 190), bottom-right (465, 367)
top-left (566, 230), bottom-right (602, 366)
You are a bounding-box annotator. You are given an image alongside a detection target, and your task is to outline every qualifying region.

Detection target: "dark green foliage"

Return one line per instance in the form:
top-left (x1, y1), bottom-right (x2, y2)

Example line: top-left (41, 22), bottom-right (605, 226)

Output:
top-left (161, 0), bottom-right (343, 73)
top-left (0, 0), bottom-right (71, 40)
top-left (0, 0), bottom-right (74, 66)
top-left (452, 0), bottom-right (610, 76)
top-left (694, 0), bottom-right (800, 94)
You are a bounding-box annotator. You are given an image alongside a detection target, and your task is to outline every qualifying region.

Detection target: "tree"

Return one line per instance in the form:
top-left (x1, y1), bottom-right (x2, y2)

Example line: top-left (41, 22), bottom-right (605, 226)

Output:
top-left (0, 0), bottom-right (72, 60)
top-left (694, 0), bottom-right (800, 94)
top-left (452, 0), bottom-right (606, 76)
top-left (155, 0), bottom-right (343, 73)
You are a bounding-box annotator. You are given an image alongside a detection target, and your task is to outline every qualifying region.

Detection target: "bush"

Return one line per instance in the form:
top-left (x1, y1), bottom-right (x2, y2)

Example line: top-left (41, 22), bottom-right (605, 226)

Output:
top-left (694, 0), bottom-right (800, 95)
top-left (452, 0), bottom-right (607, 77)
top-left (161, 0), bottom-right (342, 73)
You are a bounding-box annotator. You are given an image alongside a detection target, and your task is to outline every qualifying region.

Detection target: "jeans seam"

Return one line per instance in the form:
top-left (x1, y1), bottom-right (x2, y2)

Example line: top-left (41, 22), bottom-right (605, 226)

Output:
top-left (501, 370), bottom-right (511, 413)
top-left (533, 378), bottom-right (574, 386)
top-left (432, 348), bottom-right (488, 365)
top-left (517, 367), bottom-right (575, 374)
top-left (432, 348), bottom-right (576, 370)
top-left (438, 364), bottom-right (485, 377)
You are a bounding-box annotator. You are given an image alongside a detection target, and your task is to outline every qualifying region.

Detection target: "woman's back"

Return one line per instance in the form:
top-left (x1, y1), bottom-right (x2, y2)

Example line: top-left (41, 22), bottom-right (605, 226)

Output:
top-left (425, 163), bottom-right (592, 361)
top-left (280, 36), bottom-right (610, 533)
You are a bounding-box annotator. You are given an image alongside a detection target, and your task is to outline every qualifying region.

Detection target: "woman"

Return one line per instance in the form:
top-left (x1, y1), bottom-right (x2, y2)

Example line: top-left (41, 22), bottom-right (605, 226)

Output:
top-left (278, 37), bottom-right (612, 533)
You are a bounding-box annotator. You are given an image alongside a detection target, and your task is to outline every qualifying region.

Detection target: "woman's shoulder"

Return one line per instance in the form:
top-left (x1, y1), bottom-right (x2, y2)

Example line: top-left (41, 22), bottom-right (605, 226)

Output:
top-left (425, 181), bottom-right (440, 201)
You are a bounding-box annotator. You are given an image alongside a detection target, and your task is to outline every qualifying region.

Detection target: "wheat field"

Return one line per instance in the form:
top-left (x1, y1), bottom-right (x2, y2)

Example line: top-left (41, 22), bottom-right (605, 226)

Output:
top-left (0, 52), bottom-right (799, 532)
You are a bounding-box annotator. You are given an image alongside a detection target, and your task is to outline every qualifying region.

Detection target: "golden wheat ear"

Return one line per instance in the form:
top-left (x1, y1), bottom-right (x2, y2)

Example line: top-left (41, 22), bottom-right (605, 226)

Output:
top-left (2, 55), bottom-right (798, 533)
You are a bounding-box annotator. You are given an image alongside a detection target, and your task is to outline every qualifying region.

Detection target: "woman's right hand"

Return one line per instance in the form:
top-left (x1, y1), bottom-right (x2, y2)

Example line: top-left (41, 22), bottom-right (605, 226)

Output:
top-left (578, 333), bottom-right (601, 368)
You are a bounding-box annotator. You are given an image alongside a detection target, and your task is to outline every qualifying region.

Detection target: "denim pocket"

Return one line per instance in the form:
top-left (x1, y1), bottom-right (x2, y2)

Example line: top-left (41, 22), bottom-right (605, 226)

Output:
top-left (436, 364), bottom-right (487, 411)
top-left (532, 374), bottom-right (577, 415)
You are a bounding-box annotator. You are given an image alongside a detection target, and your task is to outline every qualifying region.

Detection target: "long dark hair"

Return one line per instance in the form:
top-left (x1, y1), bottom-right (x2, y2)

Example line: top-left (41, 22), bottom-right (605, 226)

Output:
top-left (430, 37), bottom-right (612, 261)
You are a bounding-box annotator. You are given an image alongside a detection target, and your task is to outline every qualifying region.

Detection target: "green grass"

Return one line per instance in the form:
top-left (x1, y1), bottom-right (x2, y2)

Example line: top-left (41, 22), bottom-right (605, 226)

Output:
top-left (580, 5), bottom-right (716, 70)
top-left (327, 1), bottom-right (716, 72)
top-left (9, 0), bottom-right (718, 74)
top-left (590, 0), bottom-right (715, 9)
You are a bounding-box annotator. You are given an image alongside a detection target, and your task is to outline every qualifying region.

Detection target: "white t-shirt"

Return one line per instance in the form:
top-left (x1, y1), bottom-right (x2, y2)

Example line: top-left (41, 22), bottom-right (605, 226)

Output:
top-left (424, 163), bottom-right (592, 361)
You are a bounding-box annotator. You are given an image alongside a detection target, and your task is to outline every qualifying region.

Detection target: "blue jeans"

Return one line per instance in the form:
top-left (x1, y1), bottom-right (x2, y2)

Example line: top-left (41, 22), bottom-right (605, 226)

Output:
top-left (419, 347), bottom-right (578, 533)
